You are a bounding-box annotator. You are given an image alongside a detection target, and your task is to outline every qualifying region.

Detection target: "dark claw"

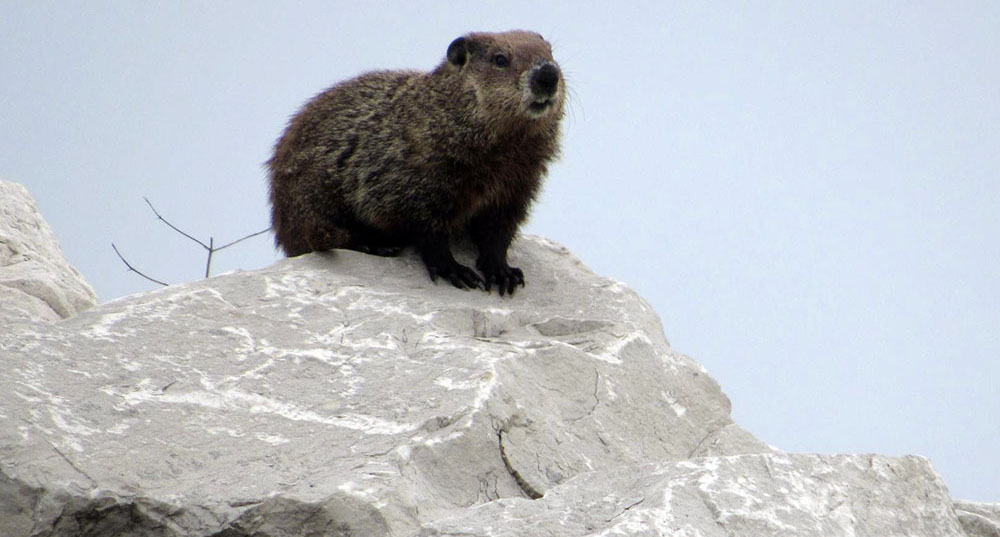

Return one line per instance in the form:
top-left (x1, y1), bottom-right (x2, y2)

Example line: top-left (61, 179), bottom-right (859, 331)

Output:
top-left (358, 244), bottom-right (404, 257)
top-left (426, 260), bottom-right (484, 290)
top-left (452, 264), bottom-right (485, 290)
top-left (506, 267), bottom-right (524, 296)
top-left (478, 261), bottom-right (525, 297)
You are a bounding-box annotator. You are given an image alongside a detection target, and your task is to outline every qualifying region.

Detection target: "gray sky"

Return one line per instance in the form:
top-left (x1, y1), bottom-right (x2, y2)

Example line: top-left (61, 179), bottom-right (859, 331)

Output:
top-left (3, 2), bottom-right (998, 501)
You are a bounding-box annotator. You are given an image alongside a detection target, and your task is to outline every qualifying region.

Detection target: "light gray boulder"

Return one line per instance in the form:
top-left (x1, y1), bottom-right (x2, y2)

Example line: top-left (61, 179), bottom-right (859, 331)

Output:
top-left (955, 500), bottom-right (1000, 537)
top-left (2, 235), bottom-right (765, 536)
top-left (418, 453), bottom-right (966, 537)
top-left (1, 183), bottom-right (991, 536)
top-left (0, 179), bottom-right (97, 322)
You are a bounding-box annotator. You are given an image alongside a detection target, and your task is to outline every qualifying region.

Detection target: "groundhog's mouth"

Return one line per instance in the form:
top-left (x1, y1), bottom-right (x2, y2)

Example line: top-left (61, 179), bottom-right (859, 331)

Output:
top-left (528, 98), bottom-right (554, 114)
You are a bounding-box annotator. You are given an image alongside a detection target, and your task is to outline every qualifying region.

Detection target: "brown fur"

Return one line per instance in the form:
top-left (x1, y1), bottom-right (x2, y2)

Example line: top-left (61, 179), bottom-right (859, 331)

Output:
top-left (267, 30), bottom-right (565, 295)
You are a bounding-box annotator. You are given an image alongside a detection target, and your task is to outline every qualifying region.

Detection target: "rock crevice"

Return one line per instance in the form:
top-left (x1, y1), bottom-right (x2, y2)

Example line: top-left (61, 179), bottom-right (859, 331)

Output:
top-left (496, 428), bottom-right (543, 500)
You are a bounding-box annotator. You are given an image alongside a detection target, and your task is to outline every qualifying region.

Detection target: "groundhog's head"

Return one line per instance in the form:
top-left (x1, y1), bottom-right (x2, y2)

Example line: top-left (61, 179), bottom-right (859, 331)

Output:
top-left (444, 30), bottom-right (565, 126)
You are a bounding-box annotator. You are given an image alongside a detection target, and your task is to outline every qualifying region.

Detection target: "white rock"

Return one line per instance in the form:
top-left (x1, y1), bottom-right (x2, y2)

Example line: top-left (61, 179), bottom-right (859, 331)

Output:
top-left (955, 500), bottom-right (1000, 537)
top-left (1, 235), bottom-right (765, 536)
top-left (0, 180), bottom-right (97, 322)
top-left (0, 184), bottom-right (988, 536)
top-left (419, 453), bottom-right (967, 537)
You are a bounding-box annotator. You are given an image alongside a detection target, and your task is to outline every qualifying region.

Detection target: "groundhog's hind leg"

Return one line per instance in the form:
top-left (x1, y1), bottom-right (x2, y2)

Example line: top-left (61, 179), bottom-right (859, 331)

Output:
top-left (339, 217), bottom-right (406, 257)
top-left (273, 211), bottom-right (352, 257)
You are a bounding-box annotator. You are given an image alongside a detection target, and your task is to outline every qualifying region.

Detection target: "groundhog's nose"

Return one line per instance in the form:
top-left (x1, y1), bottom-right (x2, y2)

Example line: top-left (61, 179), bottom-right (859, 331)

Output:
top-left (531, 63), bottom-right (560, 97)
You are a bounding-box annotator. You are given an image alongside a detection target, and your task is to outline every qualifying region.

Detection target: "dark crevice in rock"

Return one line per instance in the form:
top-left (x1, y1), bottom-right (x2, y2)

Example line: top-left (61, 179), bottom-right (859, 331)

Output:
top-left (605, 496), bottom-right (645, 523)
top-left (686, 426), bottom-right (717, 458)
top-left (686, 420), bottom-right (732, 458)
top-left (49, 499), bottom-right (177, 537)
top-left (497, 430), bottom-right (543, 500)
top-left (208, 495), bottom-right (385, 537)
top-left (48, 442), bottom-right (98, 487)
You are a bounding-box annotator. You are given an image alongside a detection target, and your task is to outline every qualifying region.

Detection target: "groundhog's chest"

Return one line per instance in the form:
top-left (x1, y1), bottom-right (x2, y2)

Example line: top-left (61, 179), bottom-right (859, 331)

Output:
top-left (446, 145), bottom-right (545, 216)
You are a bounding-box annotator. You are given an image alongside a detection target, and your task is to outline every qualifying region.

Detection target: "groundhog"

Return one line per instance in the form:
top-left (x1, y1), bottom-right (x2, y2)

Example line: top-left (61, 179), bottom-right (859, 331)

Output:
top-left (267, 30), bottom-right (564, 296)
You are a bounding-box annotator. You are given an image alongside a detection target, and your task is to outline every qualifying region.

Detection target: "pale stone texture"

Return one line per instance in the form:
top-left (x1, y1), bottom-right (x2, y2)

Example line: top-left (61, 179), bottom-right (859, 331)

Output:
top-left (0, 180), bottom-right (97, 323)
top-left (0, 182), bottom-right (992, 536)
top-left (419, 454), bottom-right (966, 537)
top-left (1, 235), bottom-right (764, 536)
top-left (955, 500), bottom-right (1000, 537)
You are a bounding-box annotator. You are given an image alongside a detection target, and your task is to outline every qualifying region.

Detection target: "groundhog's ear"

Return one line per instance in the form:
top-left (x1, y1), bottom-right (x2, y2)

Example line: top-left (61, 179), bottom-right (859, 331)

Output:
top-left (447, 37), bottom-right (468, 67)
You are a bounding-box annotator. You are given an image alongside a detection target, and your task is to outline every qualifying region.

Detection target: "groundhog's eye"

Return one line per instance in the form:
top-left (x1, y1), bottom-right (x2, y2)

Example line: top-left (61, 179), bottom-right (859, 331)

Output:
top-left (491, 53), bottom-right (510, 68)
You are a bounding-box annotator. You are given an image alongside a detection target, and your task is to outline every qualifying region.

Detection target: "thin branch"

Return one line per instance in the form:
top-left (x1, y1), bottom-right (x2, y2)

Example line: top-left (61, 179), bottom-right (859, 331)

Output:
top-left (111, 243), bottom-right (169, 287)
top-left (116, 198), bottom-right (272, 284)
top-left (144, 197), bottom-right (210, 250)
top-left (215, 228), bottom-right (271, 251)
top-left (205, 237), bottom-right (214, 278)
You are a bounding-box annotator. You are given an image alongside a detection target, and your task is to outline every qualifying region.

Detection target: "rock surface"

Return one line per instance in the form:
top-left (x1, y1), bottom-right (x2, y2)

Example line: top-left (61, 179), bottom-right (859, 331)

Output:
top-left (955, 501), bottom-right (1000, 537)
top-left (419, 454), bottom-right (965, 537)
top-left (0, 180), bottom-right (97, 323)
top-left (1, 181), bottom-right (995, 536)
top-left (0, 234), bottom-right (765, 536)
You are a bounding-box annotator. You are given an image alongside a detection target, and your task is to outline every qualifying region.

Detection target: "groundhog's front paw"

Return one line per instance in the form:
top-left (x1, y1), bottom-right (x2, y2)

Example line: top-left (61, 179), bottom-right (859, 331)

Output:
top-left (425, 259), bottom-right (484, 291)
top-left (478, 261), bottom-right (525, 296)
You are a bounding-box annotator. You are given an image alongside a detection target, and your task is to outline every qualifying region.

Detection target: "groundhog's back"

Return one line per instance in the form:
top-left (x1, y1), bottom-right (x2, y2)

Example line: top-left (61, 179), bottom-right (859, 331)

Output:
top-left (267, 70), bottom-right (424, 255)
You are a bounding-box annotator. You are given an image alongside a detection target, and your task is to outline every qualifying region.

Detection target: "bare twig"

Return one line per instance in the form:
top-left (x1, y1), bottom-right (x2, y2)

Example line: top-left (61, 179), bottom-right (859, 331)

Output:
top-left (111, 243), bottom-right (169, 286)
top-left (215, 228), bottom-right (271, 251)
top-left (205, 237), bottom-right (213, 278)
top-left (113, 198), bottom-right (271, 286)
top-left (144, 197), bottom-right (210, 250)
